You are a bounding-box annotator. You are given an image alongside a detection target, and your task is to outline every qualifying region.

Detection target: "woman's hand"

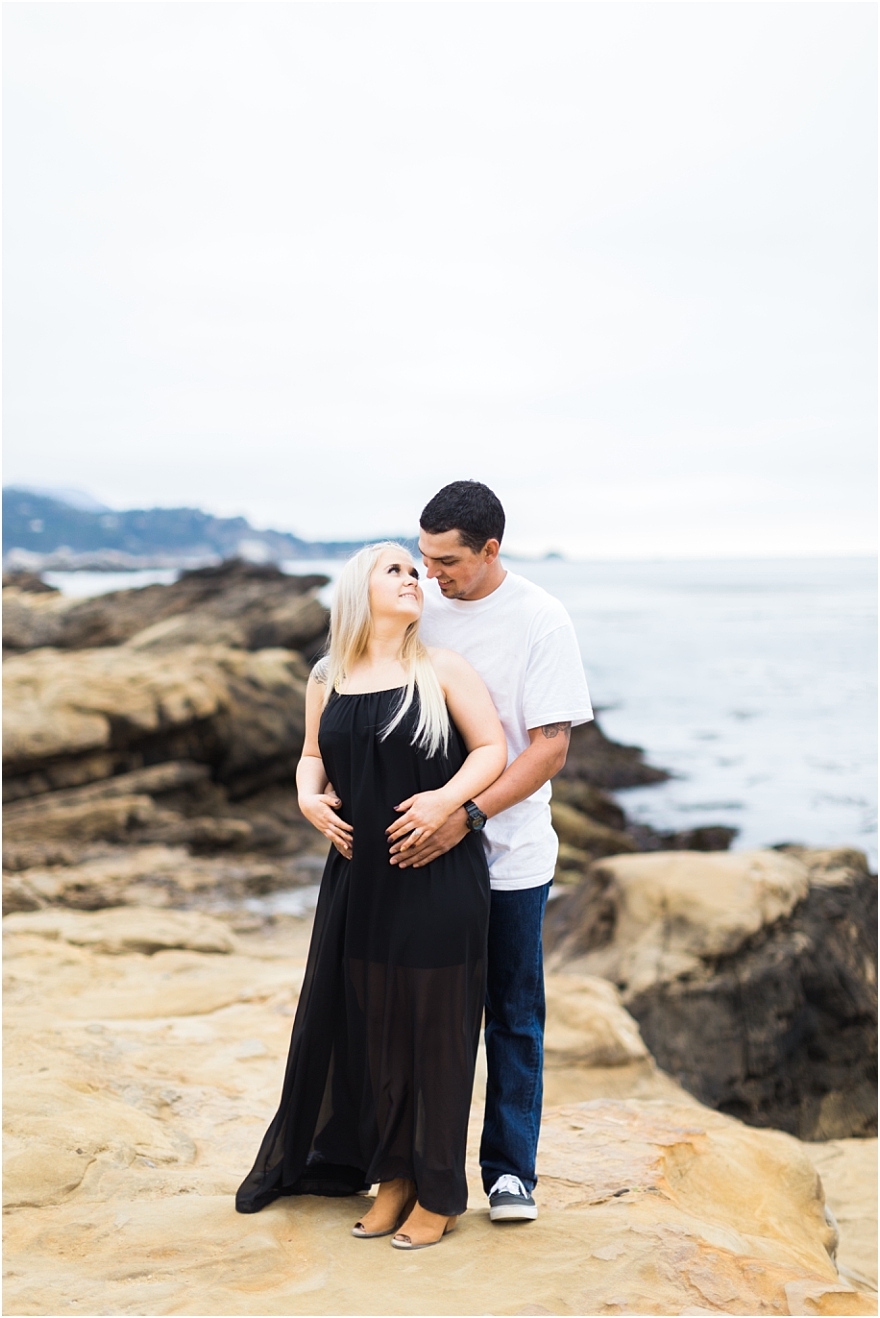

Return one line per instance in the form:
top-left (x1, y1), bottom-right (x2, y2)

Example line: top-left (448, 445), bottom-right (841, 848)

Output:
top-left (385, 790), bottom-right (455, 853)
top-left (299, 792), bottom-right (353, 859)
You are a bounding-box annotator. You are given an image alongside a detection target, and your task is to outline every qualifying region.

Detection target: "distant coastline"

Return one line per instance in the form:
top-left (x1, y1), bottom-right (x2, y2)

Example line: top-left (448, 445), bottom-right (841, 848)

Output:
top-left (2, 486), bottom-right (412, 571)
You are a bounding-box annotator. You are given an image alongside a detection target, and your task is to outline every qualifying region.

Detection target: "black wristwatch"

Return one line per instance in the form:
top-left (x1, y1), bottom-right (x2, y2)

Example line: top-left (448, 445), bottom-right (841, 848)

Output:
top-left (463, 800), bottom-right (488, 832)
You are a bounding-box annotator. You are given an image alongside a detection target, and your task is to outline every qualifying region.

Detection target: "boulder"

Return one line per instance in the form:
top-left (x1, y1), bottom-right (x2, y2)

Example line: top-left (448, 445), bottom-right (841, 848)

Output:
top-left (543, 972), bottom-right (649, 1067)
top-left (3, 911), bottom-right (873, 1316)
top-left (2, 643), bottom-right (309, 803)
top-left (2, 559), bottom-right (329, 653)
top-left (546, 849), bottom-right (878, 1140)
top-left (549, 849), bottom-right (811, 993)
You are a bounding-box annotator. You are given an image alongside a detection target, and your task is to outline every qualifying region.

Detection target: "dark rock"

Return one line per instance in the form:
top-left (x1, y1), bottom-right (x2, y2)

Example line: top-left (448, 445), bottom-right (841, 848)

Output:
top-left (544, 867), bottom-right (618, 961)
top-left (550, 801), bottom-right (638, 880)
top-left (558, 719), bottom-right (669, 790)
top-left (551, 778), bottom-right (626, 831)
top-left (626, 823), bottom-right (738, 853)
top-left (2, 571), bottom-right (58, 594)
top-left (3, 761), bottom-right (212, 816)
top-left (2, 558), bottom-right (330, 653)
top-left (624, 858), bottom-right (877, 1141)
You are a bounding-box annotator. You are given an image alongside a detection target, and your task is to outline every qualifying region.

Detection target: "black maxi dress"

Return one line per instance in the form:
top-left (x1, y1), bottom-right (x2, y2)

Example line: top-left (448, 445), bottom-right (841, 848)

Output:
top-left (235, 686), bottom-right (490, 1218)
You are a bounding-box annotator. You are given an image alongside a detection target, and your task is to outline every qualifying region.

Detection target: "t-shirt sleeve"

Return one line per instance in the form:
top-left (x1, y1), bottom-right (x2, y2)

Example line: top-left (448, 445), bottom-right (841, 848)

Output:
top-left (522, 622), bottom-right (594, 730)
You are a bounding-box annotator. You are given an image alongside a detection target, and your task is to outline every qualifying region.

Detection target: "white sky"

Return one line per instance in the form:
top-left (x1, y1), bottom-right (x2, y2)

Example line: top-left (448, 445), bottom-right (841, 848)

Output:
top-left (3, 2), bottom-right (877, 558)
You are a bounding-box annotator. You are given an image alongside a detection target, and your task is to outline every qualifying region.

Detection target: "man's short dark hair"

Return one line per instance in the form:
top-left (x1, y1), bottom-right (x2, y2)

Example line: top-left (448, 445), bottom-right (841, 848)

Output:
top-left (419, 480), bottom-right (506, 554)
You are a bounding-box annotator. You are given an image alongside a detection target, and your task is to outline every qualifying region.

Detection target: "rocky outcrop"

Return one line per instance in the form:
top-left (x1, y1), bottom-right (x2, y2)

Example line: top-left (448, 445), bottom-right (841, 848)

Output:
top-left (557, 718), bottom-right (670, 789)
top-left (550, 798), bottom-right (639, 877)
top-left (543, 972), bottom-right (649, 1067)
top-left (549, 779), bottom-right (736, 883)
top-left (1, 586), bottom-right (78, 650)
top-left (3, 644), bottom-right (310, 806)
top-left (3, 564), bottom-right (734, 893)
top-left (2, 559), bottom-right (329, 654)
top-left (3, 906), bottom-right (874, 1317)
top-left (2, 839), bottom-right (326, 916)
top-left (2, 570), bottom-right (59, 594)
top-left (546, 848), bottom-right (878, 1141)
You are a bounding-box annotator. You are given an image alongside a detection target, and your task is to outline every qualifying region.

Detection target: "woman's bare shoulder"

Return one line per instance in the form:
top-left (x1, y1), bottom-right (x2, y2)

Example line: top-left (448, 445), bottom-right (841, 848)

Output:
top-left (426, 647), bottom-right (478, 681)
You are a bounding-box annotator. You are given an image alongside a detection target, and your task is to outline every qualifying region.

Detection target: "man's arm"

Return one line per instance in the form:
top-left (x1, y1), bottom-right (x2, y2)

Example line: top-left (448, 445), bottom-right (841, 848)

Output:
top-left (389, 722), bottom-right (572, 869)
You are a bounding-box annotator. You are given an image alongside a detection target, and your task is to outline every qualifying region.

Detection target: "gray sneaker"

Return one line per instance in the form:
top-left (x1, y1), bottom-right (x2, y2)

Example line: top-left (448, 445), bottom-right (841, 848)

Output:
top-left (488, 1174), bottom-right (538, 1222)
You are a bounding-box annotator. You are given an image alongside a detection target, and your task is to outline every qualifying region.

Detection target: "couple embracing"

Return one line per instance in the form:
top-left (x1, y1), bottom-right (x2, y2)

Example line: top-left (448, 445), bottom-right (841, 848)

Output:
top-left (236, 481), bottom-right (592, 1249)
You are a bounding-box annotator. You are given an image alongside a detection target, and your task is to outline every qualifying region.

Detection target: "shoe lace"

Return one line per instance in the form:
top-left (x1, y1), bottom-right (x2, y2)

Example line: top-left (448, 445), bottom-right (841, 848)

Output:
top-left (490, 1174), bottom-right (527, 1198)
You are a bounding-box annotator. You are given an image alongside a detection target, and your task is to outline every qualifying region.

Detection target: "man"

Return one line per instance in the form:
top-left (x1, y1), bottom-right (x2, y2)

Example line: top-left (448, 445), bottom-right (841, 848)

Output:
top-left (389, 479), bottom-right (593, 1222)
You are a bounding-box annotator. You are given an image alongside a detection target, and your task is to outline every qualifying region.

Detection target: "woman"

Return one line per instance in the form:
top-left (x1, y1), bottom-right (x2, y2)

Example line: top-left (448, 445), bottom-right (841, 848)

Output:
top-left (236, 542), bottom-right (507, 1249)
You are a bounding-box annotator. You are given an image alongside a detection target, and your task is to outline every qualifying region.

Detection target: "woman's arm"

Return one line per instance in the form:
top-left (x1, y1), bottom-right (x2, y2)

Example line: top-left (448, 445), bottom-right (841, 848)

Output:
top-left (296, 671), bottom-right (353, 858)
top-left (386, 649), bottom-right (506, 853)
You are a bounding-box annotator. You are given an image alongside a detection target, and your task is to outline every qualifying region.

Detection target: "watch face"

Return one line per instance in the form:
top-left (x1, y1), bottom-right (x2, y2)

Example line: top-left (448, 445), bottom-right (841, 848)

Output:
top-left (466, 804), bottom-right (487, 832)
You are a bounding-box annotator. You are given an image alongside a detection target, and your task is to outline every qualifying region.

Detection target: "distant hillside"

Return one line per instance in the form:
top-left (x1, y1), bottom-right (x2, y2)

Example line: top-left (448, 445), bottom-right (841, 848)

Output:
top-left (2, 488), bottom-right (373, 570)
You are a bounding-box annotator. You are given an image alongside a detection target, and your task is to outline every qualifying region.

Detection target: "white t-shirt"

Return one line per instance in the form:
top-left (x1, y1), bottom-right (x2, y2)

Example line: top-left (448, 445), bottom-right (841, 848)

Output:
top-left (419, 570), bottom-right (593, 891)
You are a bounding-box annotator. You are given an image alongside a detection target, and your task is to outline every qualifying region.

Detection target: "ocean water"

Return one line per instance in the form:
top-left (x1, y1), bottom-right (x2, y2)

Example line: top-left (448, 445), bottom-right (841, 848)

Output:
top-left (516, 556), bottom-right (877, 868)
top-left (49, 555), bottom-right (877, 868)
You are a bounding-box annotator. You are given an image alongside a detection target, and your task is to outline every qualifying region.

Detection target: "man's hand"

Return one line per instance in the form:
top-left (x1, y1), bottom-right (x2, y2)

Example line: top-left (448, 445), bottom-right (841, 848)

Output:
top-left (387, 720), bottom-right (573, 870)
top-left (389, 808), bottom-right (469, 869)
top-left (385, 789), bottom-right (457, 852)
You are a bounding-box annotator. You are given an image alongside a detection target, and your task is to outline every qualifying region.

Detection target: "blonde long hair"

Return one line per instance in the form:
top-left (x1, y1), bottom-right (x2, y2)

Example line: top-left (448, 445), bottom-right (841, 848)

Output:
top-left (319, 541), bottom-right (450, 757)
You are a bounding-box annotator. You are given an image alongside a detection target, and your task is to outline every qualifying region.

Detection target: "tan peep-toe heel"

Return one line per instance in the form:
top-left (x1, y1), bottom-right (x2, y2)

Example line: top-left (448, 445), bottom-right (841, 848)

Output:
top-left (391, 1214), bottom-right (458, 1250)
top-left (352, 1194), bottom-right (417, 1239)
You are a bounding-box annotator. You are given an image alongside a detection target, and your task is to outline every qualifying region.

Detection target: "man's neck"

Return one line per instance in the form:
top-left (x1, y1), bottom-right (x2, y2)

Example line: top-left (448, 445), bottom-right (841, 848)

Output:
top-left (458, 562), bottom-right (508, 602)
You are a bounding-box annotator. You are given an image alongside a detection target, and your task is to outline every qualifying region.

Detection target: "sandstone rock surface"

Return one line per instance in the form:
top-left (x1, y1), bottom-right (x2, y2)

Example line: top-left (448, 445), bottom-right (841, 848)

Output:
top-left (550, 849), bottom-right (810, 993)
top-left (3, 906), bottom-right (874, 1316)
top-left (3, 643), bottom-right (309, 806)
top-left (547, 849), bottom-right (878, 1141)
top-left (543, 972), bottom-right (649, 1067)
top-left (3, 837), bottom-right (326, 916)
top-left (550, 799), bottom-right (637, 865)
top-left (808, 1139), bottom-right (879, 1292)
top-left (3, 906), bottom-right (239, 956)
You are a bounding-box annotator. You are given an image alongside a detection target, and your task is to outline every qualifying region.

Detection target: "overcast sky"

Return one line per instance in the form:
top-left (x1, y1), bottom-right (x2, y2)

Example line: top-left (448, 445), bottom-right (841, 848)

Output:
top-left (4, 3), bottom-right (876, 557)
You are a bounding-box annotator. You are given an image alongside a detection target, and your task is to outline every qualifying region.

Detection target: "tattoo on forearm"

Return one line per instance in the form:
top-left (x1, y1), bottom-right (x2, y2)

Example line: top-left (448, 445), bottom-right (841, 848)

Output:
top-left (541, 721), bottom-right (572, 741)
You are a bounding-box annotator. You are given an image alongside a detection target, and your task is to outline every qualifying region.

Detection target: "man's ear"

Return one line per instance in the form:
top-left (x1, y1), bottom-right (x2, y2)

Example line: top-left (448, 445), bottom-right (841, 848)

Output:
top-left (483, 539), bottom-right (501, 563)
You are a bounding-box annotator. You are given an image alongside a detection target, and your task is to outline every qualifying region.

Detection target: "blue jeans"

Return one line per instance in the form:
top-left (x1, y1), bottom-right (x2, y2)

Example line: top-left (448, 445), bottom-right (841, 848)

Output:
top-left (480, 882), bottom-right (549, 1195)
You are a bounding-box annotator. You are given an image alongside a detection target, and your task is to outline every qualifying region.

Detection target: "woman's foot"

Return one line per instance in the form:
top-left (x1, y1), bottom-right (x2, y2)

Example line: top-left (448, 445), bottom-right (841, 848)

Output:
top-left (391, 1203), bottom-right (458, 1250)
top-left (352, 1178), bottom-right (416, 1238)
